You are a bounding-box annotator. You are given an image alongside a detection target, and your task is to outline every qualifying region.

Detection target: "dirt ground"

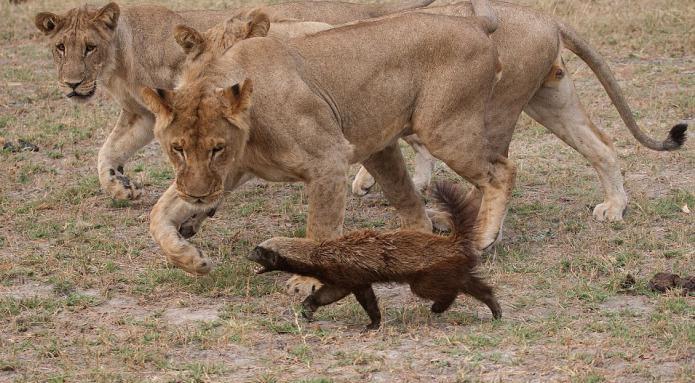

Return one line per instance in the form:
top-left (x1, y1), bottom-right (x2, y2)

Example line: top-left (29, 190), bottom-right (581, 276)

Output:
top-left (0, 0), bottom-right (693, 382)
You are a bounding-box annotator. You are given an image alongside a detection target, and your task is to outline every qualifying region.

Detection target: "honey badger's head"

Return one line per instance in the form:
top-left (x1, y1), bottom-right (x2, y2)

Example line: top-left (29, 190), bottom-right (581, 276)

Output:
top-left (248, 245), bottom-right (282, 274)
top-left (248, 237), bottom-right (317, 274)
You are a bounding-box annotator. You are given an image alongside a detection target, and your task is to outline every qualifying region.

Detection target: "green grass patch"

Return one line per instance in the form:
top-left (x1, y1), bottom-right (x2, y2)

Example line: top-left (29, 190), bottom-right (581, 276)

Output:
top-left (134, 259), bottom-right (276, 297)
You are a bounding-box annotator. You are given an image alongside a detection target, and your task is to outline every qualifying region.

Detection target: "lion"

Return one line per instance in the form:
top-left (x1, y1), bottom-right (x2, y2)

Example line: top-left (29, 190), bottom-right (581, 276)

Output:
top-left (140, 5), bottom-right (507, 276)
top-left (33, 0), bottom-right (435, 201)
top-left (157, 1), bottom-right (687, 248)
top-left (350, 2), bottom-right (687, 224)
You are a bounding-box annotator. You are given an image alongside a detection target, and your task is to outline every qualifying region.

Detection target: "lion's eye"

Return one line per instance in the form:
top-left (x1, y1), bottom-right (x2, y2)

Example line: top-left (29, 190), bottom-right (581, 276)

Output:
top-left (56, 43), bottom-right (65, 53)
top-left (172, 145), bottom-right (184, 154)
top-left (85, 44), bottom-right (96, 55)
top-left (212, 146), bottom-right (225, 155)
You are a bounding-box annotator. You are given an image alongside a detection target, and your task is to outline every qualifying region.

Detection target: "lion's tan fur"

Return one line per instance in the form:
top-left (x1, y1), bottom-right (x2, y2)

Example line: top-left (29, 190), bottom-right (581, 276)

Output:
top-left (353, 1), bottom-right (686, 226)
top-left (142, 10), bottom-right (508, 274)
top-left (34, 1), bottom-right (433, 202)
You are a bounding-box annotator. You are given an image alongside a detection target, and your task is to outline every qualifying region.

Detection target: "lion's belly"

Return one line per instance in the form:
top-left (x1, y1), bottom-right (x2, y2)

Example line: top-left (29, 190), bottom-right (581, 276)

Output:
top-left (344, 115), bottom-right (413, 164)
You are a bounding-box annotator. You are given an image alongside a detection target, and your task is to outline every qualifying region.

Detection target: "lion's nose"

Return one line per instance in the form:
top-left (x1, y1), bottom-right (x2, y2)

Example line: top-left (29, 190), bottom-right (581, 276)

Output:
top-left (65, 81), bottom-right (82, 90)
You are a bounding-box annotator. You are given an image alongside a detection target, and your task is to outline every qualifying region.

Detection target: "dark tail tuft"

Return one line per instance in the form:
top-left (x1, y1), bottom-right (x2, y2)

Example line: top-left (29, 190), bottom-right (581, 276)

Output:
top-left (431, 181), bottom-right (478, 245)
top-left (666, 123), bottom-right (688, 150)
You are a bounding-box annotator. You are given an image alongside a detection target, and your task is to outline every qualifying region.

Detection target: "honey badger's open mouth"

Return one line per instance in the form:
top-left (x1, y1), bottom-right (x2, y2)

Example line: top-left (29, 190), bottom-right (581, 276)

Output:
top-left (247, 246), bottom-right (278, 274)
top-left (253, 266), bottom-right (271, 274)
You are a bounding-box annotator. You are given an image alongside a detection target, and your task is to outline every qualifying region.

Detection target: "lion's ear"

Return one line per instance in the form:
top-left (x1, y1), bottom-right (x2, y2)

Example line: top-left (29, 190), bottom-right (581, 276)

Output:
top-left (174, 25), bottom-right (205, 55)
top-left (35, 12), bottom-right (62, 35)
top-left (246, 11), bottom-right (270, 38)
top-left (219, 79), bottom-right (253, 115)
top-left (141, 87), bottom-right (173, 118)
top-left (93, 2), bottom-right (120, 31)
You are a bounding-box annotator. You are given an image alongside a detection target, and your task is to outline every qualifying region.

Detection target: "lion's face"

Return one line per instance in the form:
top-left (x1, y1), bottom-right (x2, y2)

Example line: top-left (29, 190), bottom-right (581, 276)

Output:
top-left (141, 80), bottom-right (253, 207)
top-left (34, 3), bottom-right (120, 103)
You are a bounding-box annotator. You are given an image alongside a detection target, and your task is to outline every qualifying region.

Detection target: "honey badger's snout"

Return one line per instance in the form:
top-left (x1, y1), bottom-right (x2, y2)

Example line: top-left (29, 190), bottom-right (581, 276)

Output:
top-left (247, 246), bottom-right (280, 274)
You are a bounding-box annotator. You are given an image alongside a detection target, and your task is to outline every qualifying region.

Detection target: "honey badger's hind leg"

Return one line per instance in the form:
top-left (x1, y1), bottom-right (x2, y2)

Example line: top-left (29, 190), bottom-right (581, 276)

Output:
top-left (431, 294), bottom-right (457, 314)
top-left (459, 275), bottom-right (502, 320)
top-left (301, 285), bottom-right (350, 322)
top-left (410, 274), bottom-right (457, 313)
top-left (353, 286), bottom-right (381, 330)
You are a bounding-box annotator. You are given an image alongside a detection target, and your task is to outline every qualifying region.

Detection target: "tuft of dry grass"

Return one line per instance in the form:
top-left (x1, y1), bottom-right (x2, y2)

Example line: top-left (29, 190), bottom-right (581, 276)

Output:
top-left (0, 0), bottom-right (693, 382)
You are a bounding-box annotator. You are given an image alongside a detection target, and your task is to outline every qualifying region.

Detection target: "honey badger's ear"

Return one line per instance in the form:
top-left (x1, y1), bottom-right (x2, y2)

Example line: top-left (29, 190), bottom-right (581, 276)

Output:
top-left (246, 10), bottom-right (270, 38)
top-left (140, 87), bottom-right (174, 118)
top-left (174, 25), bottom-right (205, 55)
top-left (92, 2), bottom-right (120, 31)
top-left (35, 12), bottom-right (62, 35)
top-left (218, 78), bottom-right (253, 117)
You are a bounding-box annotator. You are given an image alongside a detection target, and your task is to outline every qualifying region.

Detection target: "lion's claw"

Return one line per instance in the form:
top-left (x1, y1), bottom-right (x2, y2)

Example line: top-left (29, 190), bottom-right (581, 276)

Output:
top-left (106, 167), bottom-right (142, 201)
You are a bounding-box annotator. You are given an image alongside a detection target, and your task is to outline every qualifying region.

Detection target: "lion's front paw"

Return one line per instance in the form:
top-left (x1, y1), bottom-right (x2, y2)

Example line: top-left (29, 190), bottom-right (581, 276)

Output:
top-left (169, 249), bottom-right (213, 276)
top-left (286, 275), bottom-right (322, 296)
top-left (593, 200), bottom-right (626, 222)
top-left (351, 167), bottom-right (376, 196)
top-left (105, 167), bottom-right (142, 200)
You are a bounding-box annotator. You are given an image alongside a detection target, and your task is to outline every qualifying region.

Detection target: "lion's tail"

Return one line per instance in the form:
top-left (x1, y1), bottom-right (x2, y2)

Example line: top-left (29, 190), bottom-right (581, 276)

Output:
top-left (431, 181), bottom-right (479, 254)
top-left (559, 23), bottom-right (687, 151)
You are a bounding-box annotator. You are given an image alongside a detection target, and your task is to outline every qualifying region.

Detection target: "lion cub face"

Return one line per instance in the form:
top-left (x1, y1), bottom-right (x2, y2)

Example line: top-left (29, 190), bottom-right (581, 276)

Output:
top-left (34, 3), bottom-right (120, 103)
top-left (141, 80), bottom-right (254, 206)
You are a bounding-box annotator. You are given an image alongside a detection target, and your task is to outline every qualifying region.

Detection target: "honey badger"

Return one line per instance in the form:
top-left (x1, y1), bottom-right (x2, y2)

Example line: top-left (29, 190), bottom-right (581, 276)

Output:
top-left (248, 182), bottom-right (502, 330)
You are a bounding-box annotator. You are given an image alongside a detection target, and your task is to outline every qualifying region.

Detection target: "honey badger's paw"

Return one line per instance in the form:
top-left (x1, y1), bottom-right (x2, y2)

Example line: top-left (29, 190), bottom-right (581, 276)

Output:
top-left (286, 275), bottom-right (323, 296)
top-left (593, 199), bottom-right (626, 222)
top-left (103, 167), bottom-right (142, 200)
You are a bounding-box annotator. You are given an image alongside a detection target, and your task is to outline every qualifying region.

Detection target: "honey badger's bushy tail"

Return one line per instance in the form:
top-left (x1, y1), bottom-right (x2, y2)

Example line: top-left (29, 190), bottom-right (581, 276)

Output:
top-left (431, 181), bottom-right (479, 248)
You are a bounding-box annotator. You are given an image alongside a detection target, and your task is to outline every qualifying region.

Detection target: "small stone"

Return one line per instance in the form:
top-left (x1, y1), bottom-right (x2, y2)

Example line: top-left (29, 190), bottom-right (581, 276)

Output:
top-left (17, 139), bottom-right (39, 152)
top-left (681, 204), bottom-right (690, 214)
top-left (620, 274), bottom-right (636, 289)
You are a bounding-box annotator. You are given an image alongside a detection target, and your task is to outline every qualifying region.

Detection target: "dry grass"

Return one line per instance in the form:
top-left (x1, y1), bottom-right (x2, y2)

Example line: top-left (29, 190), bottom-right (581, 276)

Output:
top-left (0, 0), bottom-right (693, 382)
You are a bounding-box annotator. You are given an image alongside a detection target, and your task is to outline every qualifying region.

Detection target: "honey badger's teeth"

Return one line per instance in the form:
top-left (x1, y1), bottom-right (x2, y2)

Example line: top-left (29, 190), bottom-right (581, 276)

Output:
top-left (254, 266), bottom-right (269, 274)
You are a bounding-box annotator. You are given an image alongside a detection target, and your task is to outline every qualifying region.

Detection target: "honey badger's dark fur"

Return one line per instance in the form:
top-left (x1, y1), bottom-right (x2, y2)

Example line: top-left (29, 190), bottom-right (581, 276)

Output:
top-left (248, 181), bottom-right (502, 330)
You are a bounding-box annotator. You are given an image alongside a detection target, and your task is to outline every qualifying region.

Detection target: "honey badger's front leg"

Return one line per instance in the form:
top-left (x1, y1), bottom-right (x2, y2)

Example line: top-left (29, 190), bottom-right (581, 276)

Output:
top-left (301, 285), bottom-right (351, 321)
top-left (353, 286), bottom-right (381, 330)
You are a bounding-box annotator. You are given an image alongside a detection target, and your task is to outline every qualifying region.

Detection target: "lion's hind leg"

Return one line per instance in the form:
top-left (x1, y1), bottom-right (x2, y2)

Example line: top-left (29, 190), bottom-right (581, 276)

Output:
top-left (524, 61), bottom-right (627, 222)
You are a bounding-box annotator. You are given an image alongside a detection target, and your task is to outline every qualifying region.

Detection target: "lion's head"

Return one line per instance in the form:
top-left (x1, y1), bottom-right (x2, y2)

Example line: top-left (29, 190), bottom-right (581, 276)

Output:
top-left (174, 10), bottom-right (270, 64)
top-left (34, 2), bottom-right (120, 103)
top-left (141, 79), bottom-right (254, 206)
top-left (139, 15), bottom-right (268, 206)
